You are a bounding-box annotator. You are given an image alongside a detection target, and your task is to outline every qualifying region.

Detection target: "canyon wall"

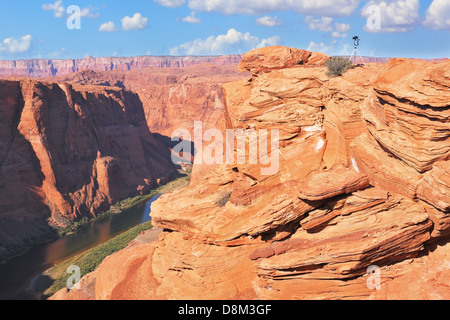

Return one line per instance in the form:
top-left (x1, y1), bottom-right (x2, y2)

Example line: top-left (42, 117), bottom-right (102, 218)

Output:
top-left (60, 64), bottom-right (247, 138)
top-left (57, 46), bottom-right (450, 300)
top-left (0, 55), bottom-right (242, 78)
top-left (0, 80), bottom-right (175, 261)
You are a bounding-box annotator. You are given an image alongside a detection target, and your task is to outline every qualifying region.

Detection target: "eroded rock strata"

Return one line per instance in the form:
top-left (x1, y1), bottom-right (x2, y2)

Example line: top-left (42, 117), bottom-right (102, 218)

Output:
top-left (52, 46), bottom-right (449, 300)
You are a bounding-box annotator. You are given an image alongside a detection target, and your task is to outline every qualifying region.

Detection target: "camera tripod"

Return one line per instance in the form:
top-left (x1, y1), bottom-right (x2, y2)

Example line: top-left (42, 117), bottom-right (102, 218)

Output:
top-left (349, 36), bottom-right (367, 67)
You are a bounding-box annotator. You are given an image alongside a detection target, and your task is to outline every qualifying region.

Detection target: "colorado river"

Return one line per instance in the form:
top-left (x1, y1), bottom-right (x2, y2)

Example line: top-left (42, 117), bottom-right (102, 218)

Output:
top-left (0, 194), bottom-right (162, 300)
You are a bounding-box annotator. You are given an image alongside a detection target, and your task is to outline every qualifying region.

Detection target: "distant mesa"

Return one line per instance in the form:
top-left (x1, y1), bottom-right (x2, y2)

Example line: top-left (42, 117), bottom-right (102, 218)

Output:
top-left (0, 55), bottom-right (243, 77)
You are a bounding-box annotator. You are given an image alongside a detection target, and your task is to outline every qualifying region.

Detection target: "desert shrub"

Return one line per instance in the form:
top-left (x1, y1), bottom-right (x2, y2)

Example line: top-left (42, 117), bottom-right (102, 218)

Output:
top-left (326, 57), bottom-right (354, 77)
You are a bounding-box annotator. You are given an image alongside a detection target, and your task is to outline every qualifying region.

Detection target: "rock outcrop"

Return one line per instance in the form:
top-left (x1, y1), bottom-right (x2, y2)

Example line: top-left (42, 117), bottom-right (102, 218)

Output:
top-left (51, 46), bottom-right (450, 300)
top-left (0, 80), bottom-right (175, 261)
top-left (238, 46), bottom-right (329, 75)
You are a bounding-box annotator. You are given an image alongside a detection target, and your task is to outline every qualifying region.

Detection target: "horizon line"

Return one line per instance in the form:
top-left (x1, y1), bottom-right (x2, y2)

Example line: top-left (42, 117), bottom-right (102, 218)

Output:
top-left (0, 53), bottom-right (447, 62)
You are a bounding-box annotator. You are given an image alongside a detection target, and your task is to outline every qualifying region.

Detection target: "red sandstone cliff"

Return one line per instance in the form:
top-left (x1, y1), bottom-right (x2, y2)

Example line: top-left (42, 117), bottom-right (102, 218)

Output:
top-left (0, 80), bottom-right (175, 261)
top-left (50, 46), bottom-right (450, 300)
top-left (60, 64), bottom-right (247, 138)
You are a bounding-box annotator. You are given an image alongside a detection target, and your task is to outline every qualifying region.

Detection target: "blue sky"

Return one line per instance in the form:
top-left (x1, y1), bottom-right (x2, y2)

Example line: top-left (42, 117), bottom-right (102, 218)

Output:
top-left (0, 0), bottom-right (448, 60)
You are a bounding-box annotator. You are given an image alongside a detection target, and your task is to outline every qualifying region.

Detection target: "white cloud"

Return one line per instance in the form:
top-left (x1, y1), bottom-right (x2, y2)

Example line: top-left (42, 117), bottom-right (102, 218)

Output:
top-left (154, 0), bottom-right (186, 8)
top-left (99, 21), bottom-right (118, 32)
top-left (339, 43), bottom-right (352, 55)
top-left (305, 16), bottom-right (334, 32)
top-left (257, 36), bottom-right (283, 48)
top-left (307, 40), bottom-right (335, 54)
top-left (170, 28), bottom-right (281, 55)
top-left (423, 0), bottom-right (450, 31)
top-left (331, 31), bottom-right (347, 38)
top-left (121, 13), bottom-right (149, 31)
top-left (0, 34), bottom-right (32, 54)
top-left (42, 0), bottom-right (65, 18)
top-left (182, 12), bottom-right (201, 23)
top-left (42, 1), bottom-right (99, 19)
top-left (188, 0), bottom-right (360, 17)
top-left (335, 22), bottom-right (351, 33)
top-left (361, 0), bottom-right (420, 33)
top-left (332, 23), bottom-right (351, 38)
top-left (80, 5), bottom-right (100, 18)
top-left (46, 47), bottom-right (69, 59)
top-left (256, 16), bottom-right (283, 27)
top-left (307, 40), bottom-right (357, 56)
top-left (305, 17), bottom-right (351, 38)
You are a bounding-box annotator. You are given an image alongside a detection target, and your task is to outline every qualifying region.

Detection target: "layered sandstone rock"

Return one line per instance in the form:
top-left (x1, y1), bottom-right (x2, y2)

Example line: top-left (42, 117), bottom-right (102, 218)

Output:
top-left (52, 47), bottom-right (450, 300)
top-left (359, 58), bottom-right (450, 173)
top-left (238, 46), bottom-right (329, 75)
top-left (0, 80), bottom-right (175, 261)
